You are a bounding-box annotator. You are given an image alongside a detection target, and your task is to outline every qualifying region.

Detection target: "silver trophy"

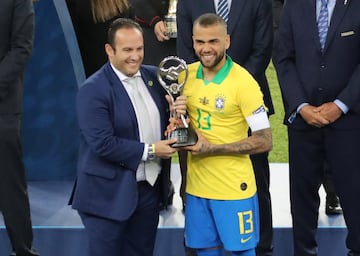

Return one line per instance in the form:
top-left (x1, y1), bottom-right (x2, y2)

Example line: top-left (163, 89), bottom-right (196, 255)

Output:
top-left (157, 56), bottom-right (197, 147)
top-left (164, 0), bottom-right (177, 38)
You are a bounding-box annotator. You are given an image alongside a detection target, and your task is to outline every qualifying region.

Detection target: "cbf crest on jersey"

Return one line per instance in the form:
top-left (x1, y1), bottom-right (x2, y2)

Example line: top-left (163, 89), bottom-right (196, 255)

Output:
top-left (215, 94), bottom-right (226, 111)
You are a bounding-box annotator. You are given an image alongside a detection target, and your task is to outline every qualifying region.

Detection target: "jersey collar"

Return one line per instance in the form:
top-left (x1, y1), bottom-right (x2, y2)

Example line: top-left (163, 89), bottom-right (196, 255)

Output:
top-left (196, 55), bottom-right (233, 85)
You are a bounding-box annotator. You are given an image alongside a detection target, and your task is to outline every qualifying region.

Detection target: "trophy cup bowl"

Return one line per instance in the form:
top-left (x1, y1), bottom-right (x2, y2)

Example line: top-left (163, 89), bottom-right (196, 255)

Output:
top-left (157, 56), bottom-right (197, 147)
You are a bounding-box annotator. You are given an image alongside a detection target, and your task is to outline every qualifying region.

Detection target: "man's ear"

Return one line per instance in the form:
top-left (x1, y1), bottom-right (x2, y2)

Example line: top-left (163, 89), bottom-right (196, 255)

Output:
top-left (105, 43), bottom-right (114, 57)
top-left (225, 34), bottom-right (231, 50)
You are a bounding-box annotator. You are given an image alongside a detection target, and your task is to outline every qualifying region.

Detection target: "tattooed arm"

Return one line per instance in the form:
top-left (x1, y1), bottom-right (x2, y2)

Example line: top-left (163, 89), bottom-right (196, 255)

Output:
top-left (184, 128), bottom-right (272, 156)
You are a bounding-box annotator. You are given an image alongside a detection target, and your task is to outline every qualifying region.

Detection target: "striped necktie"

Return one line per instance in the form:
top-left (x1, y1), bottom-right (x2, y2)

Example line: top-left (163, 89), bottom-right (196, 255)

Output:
top-left (217, 0), bottom-right (229, 23)
top-left (318, 0), bottom-right (328, 51)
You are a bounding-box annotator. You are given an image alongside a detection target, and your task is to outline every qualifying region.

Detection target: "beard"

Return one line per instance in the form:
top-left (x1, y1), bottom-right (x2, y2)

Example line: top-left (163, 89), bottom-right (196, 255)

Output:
top-left (199, 50), bottom-right (225, 69)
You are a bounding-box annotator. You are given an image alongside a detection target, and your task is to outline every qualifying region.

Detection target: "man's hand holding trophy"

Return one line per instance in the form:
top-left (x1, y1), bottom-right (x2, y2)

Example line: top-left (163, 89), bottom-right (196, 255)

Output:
top-left (158, 56), bottom-right (197, 147)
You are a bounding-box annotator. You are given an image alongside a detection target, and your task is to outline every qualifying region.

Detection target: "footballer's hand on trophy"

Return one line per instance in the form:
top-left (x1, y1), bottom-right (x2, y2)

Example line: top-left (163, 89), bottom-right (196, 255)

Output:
top-left (166, 95), bottom-right (187, 117)
top-left (181, 130), bottom-right (211, 155)
top-left (164, 116), bottom-right (190, 137)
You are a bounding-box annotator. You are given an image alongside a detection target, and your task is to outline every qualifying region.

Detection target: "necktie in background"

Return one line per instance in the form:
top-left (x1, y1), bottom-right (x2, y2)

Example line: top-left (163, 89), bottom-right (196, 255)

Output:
top-left (217, 0), bottom-right (229, 23)
top-left (128, 76), bottom-right (160, 186)
top-left (318, 0), bottom-right (329, 51)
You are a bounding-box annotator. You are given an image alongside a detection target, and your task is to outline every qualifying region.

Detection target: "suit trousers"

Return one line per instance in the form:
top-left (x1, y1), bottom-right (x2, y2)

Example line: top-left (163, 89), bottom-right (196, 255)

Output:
top-left (0, 114), bottom-right (37, 256)
top-left (288, 127), bottom-right (360, 255)
top-left (250, 153), bottom-right (273, 256)
top-left (79, 180), bottom-right (161, 256)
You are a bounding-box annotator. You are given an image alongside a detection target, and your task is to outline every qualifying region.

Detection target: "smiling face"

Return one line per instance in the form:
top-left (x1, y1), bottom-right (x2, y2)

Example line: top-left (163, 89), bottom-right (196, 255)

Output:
top-left (105, 27), bottom-right (144, 77)
top-left (192, 22), bottom-right (230, 72)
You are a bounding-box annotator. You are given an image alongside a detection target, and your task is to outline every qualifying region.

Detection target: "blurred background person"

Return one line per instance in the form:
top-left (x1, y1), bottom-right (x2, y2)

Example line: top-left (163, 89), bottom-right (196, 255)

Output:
top-left (272, 0), bottom-right (342, 217)
top-left (0, 0), bottom-right (39, 255)
top-left (272, 0), bottom-right (284, 64)
top-left (66, 0), bottom-right (134, 77)
top-left (275, 0), bottom-right (360, 254)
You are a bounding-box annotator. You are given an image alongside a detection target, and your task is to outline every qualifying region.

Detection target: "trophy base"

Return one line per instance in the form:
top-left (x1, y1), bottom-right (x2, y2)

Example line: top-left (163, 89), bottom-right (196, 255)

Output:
top-left (169, 126), bottom-right (198, 148)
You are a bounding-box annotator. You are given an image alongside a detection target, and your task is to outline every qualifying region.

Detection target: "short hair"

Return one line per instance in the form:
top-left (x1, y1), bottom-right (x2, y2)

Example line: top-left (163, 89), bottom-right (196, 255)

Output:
top-left (107, 18), bottom-right (143, 48)
top-left (193, 13), bottom-right (227, 31)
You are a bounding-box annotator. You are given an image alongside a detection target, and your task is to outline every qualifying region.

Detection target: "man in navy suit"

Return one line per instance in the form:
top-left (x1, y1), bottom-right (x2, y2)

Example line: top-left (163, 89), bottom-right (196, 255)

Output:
top-left (70, 18), bottom-right (186, 256)
top-left (276, 0), bottom-right (360, 255)
top-left (176, 1), bottom-right (274, 255)
top-left (0, 0), bottom-right (39, 255)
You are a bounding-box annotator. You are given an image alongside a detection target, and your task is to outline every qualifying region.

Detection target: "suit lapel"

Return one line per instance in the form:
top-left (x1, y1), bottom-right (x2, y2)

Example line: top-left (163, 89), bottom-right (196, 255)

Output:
top-left (323, 0), bottom-right (348, 52)
top-left (227, 0), bottom-right (246, 35)
top-left (209, 0), bottom-right (216, 12)
top-left (305, 0), bottom-right (323, 52)
top-left (104, 63), bottom-right (139, 135)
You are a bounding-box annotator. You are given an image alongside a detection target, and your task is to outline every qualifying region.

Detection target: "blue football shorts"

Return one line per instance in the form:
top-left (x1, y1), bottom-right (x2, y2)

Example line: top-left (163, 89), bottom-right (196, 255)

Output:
top-left (185, 193), bottom-right (259, 252)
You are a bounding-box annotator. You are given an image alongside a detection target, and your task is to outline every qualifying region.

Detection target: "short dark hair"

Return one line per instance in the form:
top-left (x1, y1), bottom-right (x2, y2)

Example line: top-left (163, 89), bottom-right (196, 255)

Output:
top-left (107, 18), bottom-right (143, 48)
top-left (193, 13), bottom-right (227, 30)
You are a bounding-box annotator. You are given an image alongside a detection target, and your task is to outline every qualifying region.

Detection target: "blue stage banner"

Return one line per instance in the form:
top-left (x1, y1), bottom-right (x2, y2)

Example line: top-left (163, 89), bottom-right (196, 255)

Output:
top-left (22, 0), bottom-right (85, 180)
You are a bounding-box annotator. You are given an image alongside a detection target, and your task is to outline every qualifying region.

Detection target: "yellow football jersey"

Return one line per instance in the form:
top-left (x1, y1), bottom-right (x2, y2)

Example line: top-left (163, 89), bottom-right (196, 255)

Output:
top-left (183, 56), bottom-right (265, 200)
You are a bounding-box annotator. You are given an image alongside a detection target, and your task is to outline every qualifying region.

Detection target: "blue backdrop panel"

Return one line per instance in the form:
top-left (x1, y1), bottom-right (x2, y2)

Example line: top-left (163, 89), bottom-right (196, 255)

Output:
top-left (22, 0), bottom-right (85, 180)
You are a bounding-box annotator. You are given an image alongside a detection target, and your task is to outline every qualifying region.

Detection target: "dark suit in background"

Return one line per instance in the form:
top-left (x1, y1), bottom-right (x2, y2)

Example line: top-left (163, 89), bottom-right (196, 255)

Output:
top-left (177, 1), bottom-right (274, 255)
top-left (0, 0), bottom-right (39, 255)
top-left (132, 0), bottom-right (177, 65)
top-left (272, 0), bottom-right (284, 62)
top-left (276, 0), bottom-right (360, 255)
top-left (272, 0), bottom-right (342, 217)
